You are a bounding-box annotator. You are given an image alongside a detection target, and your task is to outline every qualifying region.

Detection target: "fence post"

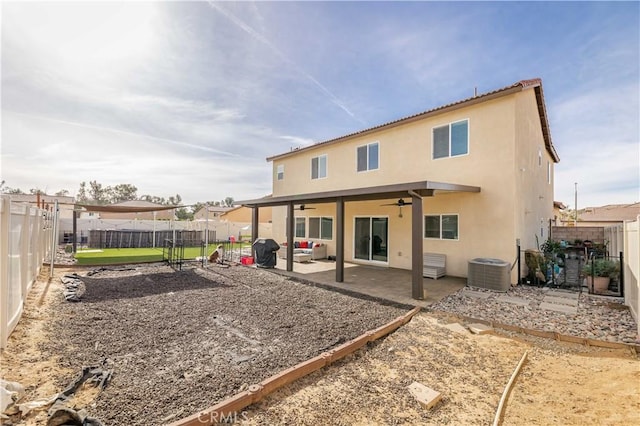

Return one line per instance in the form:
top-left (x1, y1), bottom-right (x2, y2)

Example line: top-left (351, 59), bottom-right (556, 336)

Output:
top-left (49, 201), bottom-right (59, 278)
top-left (619, 251), bottom-right (624, 298)
top-left (20, 205), bottom-right (30, 297)
top-left (1, 196), bottom-right (11, 349)
top-left (516, 239), bottom-right (521, 285)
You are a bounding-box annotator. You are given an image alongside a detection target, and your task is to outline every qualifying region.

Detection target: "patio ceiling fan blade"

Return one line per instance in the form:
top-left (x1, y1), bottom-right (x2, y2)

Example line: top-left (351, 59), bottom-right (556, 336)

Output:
top-left (380, 198), bottom-right (413, 206)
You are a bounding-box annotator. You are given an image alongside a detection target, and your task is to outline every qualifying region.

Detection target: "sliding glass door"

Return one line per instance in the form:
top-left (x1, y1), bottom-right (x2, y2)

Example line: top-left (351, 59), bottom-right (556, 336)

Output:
top-left (354, 217), bottom-right (388, 262)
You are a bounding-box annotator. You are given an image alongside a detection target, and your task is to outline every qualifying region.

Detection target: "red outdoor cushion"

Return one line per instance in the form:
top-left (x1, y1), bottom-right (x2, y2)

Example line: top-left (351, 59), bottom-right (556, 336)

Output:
top-left (300, 241), bottom-right (308, 249)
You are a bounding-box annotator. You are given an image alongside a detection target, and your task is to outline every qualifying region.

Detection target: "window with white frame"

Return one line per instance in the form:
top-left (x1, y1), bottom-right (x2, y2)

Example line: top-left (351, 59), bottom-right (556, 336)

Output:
top-left (309, 217), bottom-right (333, 240)
top-left (276, 164), bottom-right (284, 181)
top-left (547, 161), bottom-right (551, 184)
top-left (424, 214), bottom-right (459, 240)
top-left (433, 120), bottom-right (468, 159)
top-left (295, 217), bottom-right (306, 238)
top-left (311, 155), bottom-right (327, 179)
top-left (357, 142), bottom-right (379, 172)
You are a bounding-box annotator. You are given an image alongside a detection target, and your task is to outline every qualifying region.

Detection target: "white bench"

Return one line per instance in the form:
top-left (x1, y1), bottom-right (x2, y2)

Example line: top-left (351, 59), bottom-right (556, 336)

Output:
top-left (423, 253), bottom-right (446, 280)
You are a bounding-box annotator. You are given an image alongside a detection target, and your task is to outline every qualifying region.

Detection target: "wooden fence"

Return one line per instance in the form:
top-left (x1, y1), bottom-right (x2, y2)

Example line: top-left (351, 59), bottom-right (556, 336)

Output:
top-left (0, 195), bottom-right (52, 349)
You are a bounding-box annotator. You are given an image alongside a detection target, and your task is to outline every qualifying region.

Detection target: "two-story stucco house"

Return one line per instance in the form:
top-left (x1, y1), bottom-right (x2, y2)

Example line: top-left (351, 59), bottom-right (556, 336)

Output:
top-left (240, 79), bottom-right (560, 299)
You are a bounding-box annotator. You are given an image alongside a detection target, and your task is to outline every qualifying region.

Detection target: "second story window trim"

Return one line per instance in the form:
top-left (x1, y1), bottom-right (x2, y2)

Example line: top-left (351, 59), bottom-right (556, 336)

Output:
top-left (311, 154), bottom-right (328, 180)
top-left (357, 142), bottom-right (379, 172)
top-left (276, 164), bottom-right (284, 181)
top-left (432, 119), bottom-right (469, 160)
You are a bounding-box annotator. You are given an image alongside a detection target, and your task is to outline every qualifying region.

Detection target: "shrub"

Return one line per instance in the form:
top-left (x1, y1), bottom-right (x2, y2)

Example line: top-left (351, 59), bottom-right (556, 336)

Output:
top-left (582, 258), bottom-right (619, 278)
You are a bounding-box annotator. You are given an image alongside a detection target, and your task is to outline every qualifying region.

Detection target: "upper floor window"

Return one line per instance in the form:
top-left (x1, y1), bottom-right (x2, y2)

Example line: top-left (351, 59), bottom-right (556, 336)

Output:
top-left (433, 119), bottom-right (468, 159)
top-left (311, 155), bottom-right (327, 179)
top-left (547, 161), bottom-right (551, 184)
top-left (276, 165), bottom-right (284, 181)
top-left (357, 142), bottom-right (379, 172)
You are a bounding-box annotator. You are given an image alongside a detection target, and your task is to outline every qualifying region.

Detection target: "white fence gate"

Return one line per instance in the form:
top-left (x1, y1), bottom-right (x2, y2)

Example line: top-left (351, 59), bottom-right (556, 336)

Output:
top-left (623, 217), bottom-right (639, 335)
top-left (0, 195), bottom-right (52, 349)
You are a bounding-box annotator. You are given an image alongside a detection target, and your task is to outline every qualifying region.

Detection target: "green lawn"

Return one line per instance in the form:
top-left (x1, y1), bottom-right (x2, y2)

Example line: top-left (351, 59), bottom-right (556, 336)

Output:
top-left (74, 246), bottom-right (208, 266)
top-left (74, 243), bottom-right (253, 266)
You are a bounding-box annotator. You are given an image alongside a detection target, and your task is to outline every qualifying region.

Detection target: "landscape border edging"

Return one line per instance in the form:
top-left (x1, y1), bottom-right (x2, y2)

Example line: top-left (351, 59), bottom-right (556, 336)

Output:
top-left (169, 306), bottom-right (422, 426)
top-left (431, 310), bottom-right (639, 354)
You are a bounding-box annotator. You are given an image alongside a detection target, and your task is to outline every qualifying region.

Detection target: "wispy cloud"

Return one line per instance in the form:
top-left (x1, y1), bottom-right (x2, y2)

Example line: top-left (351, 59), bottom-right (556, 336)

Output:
top-left (4, 110), bottom-right (243, 158)
top-left (552, 81), bottom-right (639, 207)
top-left (1, 1), bottom-right (638, 207)
top-left (206, 1), bottom-right (363, 124)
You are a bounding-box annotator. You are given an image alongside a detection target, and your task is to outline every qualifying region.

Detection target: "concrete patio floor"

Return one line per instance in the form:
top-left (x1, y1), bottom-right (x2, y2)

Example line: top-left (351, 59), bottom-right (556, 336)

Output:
top-left (271, 259), bottom-right (467, 308)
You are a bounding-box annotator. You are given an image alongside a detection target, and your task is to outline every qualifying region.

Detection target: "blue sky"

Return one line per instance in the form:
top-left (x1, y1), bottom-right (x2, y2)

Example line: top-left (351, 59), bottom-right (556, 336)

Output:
top-left (1, 1), bottom-right (638, 209)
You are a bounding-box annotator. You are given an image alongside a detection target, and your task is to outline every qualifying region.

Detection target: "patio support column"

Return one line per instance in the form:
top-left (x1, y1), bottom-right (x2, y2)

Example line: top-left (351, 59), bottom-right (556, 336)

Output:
top-left (72, 209), bottom-right (77, 254)
top-left (411, 192), bottom-right (423, 299)
top-left (286, 202), bottom-right (294, 272)
top-left (336, 197), bottom-right (344, 282)
top-left (251, 207), bottom-right (258, 258)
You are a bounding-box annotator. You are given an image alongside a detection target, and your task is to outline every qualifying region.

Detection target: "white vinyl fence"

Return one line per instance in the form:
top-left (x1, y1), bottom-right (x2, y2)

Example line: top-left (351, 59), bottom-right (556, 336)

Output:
top-left (0, 195), bottom-right (52, 349)
top-left (604, 223), bottom-right (624, 256)
top-left (57, 218), bottom-right (272, 247)
top-left (623, 217), bottom-right (639, 335)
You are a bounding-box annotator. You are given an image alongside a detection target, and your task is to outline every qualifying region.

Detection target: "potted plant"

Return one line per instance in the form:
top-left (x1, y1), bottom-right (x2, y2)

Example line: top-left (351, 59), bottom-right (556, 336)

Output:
top-left (582, 258), bottom-right (619, 293)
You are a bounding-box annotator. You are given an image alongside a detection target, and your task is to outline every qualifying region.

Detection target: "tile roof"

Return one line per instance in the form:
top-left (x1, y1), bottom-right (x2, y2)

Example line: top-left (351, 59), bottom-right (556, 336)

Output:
top-left (578, 203), bottom-right (640, 222)
top-left (267, 78), bottom-right (559, 162)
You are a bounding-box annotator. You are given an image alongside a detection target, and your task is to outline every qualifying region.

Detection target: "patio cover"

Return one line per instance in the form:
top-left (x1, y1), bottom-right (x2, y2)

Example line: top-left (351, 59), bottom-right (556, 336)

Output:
top-left (238, 180), bottom-right (480, 300)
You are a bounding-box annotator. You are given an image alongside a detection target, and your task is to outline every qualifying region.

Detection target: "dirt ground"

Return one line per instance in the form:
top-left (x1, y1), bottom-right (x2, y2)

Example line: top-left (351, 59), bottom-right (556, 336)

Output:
top-left (2, 265), bottom-right (639, 426)
top-left (242, 313), bottom-right (640, 425)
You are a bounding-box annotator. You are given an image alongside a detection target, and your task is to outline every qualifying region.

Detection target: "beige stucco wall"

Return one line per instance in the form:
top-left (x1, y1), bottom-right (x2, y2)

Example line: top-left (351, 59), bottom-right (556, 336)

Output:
top-left (271, 89), bottom-right (555, 280)
top-left (513, 90), bottom-right (556, 264)
top-left (99, 209), bottom-right (174, 220)
top-left (221, 206), bottom-right (272, 223)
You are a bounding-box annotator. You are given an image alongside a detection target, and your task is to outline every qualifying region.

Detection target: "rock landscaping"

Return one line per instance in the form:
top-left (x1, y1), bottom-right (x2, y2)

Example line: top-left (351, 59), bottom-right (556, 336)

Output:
top-left (430, 285), bottom-right (639, 344)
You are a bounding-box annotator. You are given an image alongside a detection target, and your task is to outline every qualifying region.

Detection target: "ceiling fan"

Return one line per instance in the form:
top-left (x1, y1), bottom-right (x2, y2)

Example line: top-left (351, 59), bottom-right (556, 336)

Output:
top-left (294, 204), bottom-right (316, 211)
top-left (380, 198), bottom-right (412, 218)
top-left (380, 198), bottom-right (413, 207)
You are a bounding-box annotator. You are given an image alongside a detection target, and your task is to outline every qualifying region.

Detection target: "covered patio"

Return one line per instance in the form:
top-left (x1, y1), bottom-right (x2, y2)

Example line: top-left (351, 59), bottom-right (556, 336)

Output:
top-left (239, 180), bottom-right (480, 300)
top-left (271, 260), bottom-right (467, 308)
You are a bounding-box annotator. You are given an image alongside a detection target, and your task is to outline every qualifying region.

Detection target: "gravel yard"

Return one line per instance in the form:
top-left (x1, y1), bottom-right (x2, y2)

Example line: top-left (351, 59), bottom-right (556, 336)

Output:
top-left (3, 263), bottom-right (639, 426)
top-left (4, 263), bottom-right (408, 425)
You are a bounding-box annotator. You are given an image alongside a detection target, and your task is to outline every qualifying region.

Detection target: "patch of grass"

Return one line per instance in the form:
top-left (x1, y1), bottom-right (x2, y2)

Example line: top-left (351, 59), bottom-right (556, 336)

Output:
top-left (73, 243), bottom-right (252, 266)
top-left (74, 247), bottom-right (209, 266)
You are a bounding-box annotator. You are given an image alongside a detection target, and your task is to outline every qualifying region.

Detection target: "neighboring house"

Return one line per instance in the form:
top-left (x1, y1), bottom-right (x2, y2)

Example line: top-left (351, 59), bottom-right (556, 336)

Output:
top-left (93, 200), bottom-right (176, 220)
top-left (220, 205), bottom-right (273, 223)
top-left (4, 193), bottom-right (76, 219)
top-left (553, 201), bottom-right (567, 225)
top-left (561, 203), bottom-right (640, 227)
top-left (239, 79), bottom-right (559, 298)
top-left (193, 205), bottom-right (234, 220)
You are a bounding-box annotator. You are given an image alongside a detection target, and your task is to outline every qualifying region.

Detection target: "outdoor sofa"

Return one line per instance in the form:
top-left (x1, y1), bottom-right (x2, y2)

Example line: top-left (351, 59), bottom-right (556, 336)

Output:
top-left (278, 241), bottom-right (327, 260)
